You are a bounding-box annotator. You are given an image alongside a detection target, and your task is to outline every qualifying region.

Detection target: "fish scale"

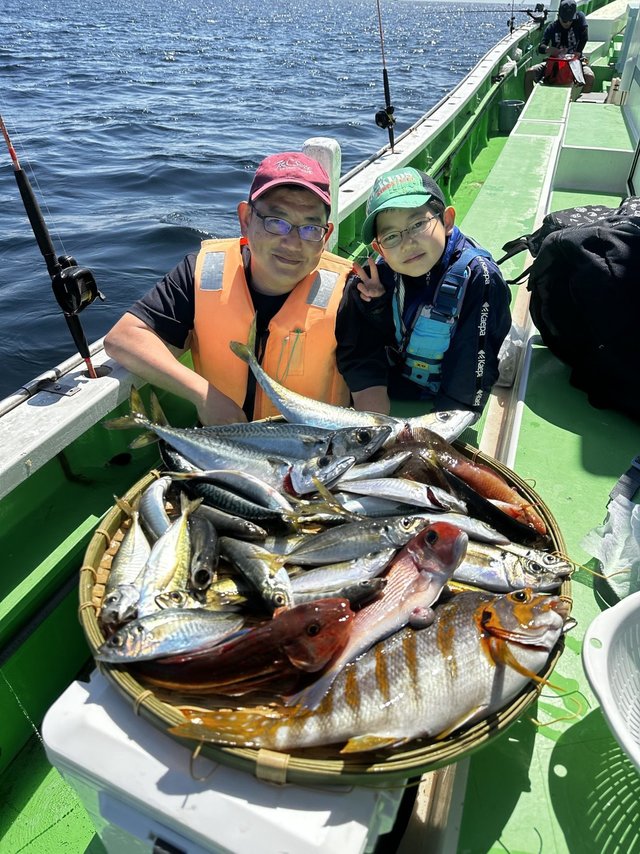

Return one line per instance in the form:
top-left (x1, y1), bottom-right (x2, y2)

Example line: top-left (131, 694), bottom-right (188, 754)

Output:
top-left (172, 589), bottom-right (570, 751)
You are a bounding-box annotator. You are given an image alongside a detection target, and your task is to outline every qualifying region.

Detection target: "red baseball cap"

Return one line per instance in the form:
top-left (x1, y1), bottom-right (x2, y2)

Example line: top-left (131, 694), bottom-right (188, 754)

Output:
top-left (249, 152), bottom-right (331, 206)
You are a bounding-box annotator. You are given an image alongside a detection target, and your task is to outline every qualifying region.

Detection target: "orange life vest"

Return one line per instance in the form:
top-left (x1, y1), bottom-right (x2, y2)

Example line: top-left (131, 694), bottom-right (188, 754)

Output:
top-left (191, 237), bottom-right (352, 419)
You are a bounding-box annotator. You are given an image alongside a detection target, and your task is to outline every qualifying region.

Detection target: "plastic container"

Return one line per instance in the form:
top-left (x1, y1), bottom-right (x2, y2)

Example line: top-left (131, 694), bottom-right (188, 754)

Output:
top-left (498, 99), bottom-right (524, 134)
top-left (41, 671), bottom-right (405, 854)
top-left (582, 591), bottom-right (640, 772)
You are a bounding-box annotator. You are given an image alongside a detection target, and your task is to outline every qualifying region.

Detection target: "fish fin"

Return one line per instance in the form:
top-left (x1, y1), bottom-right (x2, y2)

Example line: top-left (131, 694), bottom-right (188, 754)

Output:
top-left (104, 387), bottom-right (152, 431)
top-left (129, 385), bottom-right (149, 418)
top-left (180, 492), bottom-right (203, 515)
top-left (247, 316), bottom-right (257, 352)
top-left (310, 477), bottom-right (360, 518)
top-left (150, 390), bottom-right (170, 426)
top-left (490, 637), bottom-right (562, 690)
top-left (168, 705), bottom-right (286, 748)
top-left (229, 339), bottom-right (250, 364)
top-left (129, 431), bottom-right (160, 448)
top-left (409, 606), bottom-right (435, 629)
top-left (284, 667), bottom-right (338, 710)
top-left (103, 414), bottom-right (139, 430)
top-left (434, 706), bottom-right (487, 740)
top-left (340, 734), bottom-right (405, 754)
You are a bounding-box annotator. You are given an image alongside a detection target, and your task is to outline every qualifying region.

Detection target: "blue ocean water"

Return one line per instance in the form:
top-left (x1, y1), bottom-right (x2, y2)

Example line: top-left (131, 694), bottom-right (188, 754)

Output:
top-left (0, 0), bottom-right (514, 398)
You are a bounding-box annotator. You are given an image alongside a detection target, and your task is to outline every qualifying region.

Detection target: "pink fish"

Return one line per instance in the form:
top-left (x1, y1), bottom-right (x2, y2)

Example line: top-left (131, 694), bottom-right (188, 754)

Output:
top-left (287, 520), bottom-right (469, 710)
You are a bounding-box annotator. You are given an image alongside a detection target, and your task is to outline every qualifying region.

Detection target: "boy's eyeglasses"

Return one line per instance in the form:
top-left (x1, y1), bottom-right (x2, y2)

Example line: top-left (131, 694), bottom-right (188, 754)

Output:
top-left (376, 216), bottom-right (439, 250)
top-left (250, 203), bottom-right (329, 243)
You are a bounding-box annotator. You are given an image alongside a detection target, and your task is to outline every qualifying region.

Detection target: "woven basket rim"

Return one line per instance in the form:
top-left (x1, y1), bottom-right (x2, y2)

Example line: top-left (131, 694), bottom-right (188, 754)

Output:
top-left (79, 443), bottom-right (570, 786)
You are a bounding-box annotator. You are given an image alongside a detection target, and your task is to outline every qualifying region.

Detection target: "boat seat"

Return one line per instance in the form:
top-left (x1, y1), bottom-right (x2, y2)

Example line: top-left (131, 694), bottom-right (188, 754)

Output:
top-left (459, 85), bottom-right (571, 282)
top-left (550, 188), bottom-right (624, 208)
top-left (554, 101), bottom-right (635, 193)
top-left (583, 39), bottom-right (609, 63)
top-left (586, 0), bottom-right (629, 43)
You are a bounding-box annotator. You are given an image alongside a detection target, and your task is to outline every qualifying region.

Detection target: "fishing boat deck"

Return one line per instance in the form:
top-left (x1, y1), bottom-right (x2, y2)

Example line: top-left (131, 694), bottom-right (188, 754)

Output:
top-left (2, 1), bottom-right (640, 850)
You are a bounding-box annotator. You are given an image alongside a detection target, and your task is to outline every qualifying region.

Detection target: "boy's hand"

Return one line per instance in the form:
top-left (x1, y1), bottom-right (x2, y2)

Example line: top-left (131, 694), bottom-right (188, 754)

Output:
top-left (352, 257), bottom-right (385, 302)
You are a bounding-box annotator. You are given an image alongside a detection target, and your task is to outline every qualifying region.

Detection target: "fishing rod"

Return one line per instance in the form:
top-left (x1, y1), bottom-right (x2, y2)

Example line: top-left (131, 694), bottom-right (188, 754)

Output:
top-left (0, 115), bottom-right (104, 379)
top-left (374, 0), bottom-right (396, 151)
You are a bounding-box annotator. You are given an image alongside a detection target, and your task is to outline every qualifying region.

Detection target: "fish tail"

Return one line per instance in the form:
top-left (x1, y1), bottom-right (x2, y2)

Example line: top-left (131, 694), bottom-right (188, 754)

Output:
top-left (169, 705), bottom-right (286, 748)
top-left (229, 339), bottom-right (251, 364)
top-left (104, 386), bottom-right (154, 432)
top-left (149, 390), bottom-right (170, 426)
top-left (247, 315), bottom-right (257, 352)
top-left (180, 492), bottom-right (204, 516)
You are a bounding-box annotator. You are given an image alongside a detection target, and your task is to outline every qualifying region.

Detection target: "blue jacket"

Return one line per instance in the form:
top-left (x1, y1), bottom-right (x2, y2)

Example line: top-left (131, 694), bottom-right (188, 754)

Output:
top-left (336, 229), bottom-right (512, 413)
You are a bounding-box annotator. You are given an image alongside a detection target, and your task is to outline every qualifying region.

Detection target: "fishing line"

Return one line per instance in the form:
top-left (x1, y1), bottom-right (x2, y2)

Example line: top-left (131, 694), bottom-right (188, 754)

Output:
top-left (0, 110), bottom-right (69, 260)
top-left (0, 670), bottom-right (45, 745)
top-left (374, 0), bottom-right (396, 151)
top-left (0, 112), bottom-right (105, 379)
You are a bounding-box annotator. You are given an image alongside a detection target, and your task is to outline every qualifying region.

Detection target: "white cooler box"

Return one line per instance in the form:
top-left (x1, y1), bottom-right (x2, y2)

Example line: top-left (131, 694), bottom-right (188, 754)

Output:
top-left (42, 671), bottom-right (405, 854)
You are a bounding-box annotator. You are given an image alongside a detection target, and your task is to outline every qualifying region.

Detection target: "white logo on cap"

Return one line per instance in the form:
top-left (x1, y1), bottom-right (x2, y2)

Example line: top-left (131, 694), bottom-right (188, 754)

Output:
top-left (273, 157), bottom-right (313, 175)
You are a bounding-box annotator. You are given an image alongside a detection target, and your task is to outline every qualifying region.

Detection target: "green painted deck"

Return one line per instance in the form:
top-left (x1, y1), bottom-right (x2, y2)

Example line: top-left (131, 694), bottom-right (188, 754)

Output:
top-left (459, 345), bottom-right (640, 853)
top-left (520, 86), bottom-right (571, 123)
top-left (514, 120), bottom-right (564, 136)
top-left (550, 188), bottom-right (624, 208)
top-left (459, 134), bottom-right (559, 282)
top-left (565, 102), bottom-right (634, 150)
top-left (0, 735), bottom-right (104, 854)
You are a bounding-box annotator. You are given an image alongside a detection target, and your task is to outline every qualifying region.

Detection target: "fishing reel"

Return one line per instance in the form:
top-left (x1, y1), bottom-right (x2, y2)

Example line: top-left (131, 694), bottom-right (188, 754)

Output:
top-left (375, 104), bottom-right (396, 131)
top-left (51, 255), bottom-right (105, 317)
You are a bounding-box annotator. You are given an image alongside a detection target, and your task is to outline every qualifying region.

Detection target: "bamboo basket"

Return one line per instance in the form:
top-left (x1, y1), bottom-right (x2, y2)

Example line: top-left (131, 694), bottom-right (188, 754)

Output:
top-left (78, 443), bottom-right (570, 787)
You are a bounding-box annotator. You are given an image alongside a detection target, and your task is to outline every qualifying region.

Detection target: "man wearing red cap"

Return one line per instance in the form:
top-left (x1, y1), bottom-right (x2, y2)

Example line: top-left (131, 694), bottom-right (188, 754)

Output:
top-left (524, 0), bottom-right (594, 97)
top-left (105, 152), bottom-right (352, 424)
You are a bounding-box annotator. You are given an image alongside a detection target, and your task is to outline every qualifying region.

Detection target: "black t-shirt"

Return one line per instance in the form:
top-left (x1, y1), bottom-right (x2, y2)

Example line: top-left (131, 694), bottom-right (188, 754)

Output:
top-left (128, 252), bottom-right (288, 346)
top-left (335, 231), bottom-right (512, 413)
top-left (127, 251), bottom-right (288, 417)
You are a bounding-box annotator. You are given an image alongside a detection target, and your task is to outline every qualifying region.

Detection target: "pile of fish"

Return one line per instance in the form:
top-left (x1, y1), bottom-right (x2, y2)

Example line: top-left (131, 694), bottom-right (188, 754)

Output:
top-left (94, 345), bottom-right (574, 755)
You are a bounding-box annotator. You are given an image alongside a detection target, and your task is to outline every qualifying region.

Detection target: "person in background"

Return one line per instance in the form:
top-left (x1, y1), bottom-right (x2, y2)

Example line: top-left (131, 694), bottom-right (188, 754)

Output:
top-left (524, 0), bottom-right (595, 98)
top-left (104, 152), bottom-right (352, 424)
top-left (336, 167), bottom-right (512, 416)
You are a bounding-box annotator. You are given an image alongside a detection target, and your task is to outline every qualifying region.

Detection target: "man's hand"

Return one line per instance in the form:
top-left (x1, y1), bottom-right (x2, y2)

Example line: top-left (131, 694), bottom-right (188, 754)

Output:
top-left (352, 257), bottom-right (385, 302)
top-left (104, 313), bottom-right (248, 426)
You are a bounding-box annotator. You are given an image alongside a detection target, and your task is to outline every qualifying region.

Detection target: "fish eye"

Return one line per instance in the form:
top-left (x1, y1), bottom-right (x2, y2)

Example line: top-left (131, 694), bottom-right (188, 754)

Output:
top-left (355, 429), bottom-right (372, 444)
top-left (317, 456), bottom-right (331, 468)
top-left (135, 624), bottom-right (145, 633)
top-left (425, 529), bottom-right (439, 545)
top-left (512, 590), bottom-right (529, 602)
top-left (109, 634), bottom-right (124, 647)
top-left (529, 562), bottom-right (543, 574)
top-left (306, 622), bottom-right (321, 636)
top-left (400, 517), bottom-right (413, 529)
top-left (273, 592), bottom-right (287, 607)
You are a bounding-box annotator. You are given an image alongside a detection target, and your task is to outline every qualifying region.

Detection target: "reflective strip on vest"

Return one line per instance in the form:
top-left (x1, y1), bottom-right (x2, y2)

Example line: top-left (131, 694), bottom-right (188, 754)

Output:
top-left (200, 251), bottom-right (226, 291)
top-left (307, 269), bottom-right (339, 308)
